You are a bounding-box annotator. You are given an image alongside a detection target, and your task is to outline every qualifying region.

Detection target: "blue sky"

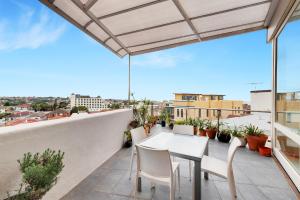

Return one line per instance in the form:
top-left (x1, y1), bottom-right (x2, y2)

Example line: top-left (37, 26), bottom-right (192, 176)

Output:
top-left (0, 0), bottom-right (272, 101)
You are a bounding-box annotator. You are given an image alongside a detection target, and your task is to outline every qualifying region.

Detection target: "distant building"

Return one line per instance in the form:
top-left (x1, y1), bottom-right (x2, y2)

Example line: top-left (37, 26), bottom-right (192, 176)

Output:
top-left (250, 90), bottom-right (272, 111)
top-left (14, 104), bottom-right (31, 112)
top-left (46, 109), bottom-right (70, 120)
top-left (70, 94), bottom-right (108, 112)
top-left (173, 93), bottom-right (244, 120)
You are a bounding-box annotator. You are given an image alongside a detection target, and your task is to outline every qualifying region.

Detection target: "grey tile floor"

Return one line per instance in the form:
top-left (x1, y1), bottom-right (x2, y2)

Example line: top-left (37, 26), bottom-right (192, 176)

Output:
top-left (62, 138), bottom-right (297, 200)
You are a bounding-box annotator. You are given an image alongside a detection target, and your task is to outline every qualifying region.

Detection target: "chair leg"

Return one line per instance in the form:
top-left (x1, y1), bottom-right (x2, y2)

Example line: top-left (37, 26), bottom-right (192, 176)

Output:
top-left (177, 167), bottom-right (181, 195)
top-left (170, 181), bottom-right (175, 200)
top-left (189, 161), bottom-right (192, 182)
top-left (129, 149), bottom-right (134, 179)
top-left (228, 170), bottom-right (237, 200)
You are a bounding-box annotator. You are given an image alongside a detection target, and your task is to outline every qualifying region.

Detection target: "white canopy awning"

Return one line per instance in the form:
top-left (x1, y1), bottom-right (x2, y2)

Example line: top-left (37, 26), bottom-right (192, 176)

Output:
top-left (40, 0), bottom-right (279, 57)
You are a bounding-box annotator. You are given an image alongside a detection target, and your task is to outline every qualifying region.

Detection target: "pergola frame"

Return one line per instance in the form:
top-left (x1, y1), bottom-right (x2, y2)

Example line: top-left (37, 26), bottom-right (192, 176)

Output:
top-left (40, 0), bottom-right (279, 57)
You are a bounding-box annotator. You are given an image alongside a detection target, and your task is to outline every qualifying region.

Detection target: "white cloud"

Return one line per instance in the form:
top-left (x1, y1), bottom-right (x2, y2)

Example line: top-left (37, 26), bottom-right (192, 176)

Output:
top-left (131, 51), bottom-right (192, 68)
top-left (0, 2), bottom-right (66, 51)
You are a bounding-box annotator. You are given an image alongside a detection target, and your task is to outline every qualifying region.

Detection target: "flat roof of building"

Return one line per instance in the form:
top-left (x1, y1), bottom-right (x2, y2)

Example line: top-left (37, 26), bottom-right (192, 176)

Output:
top-left (174, 93), bottom-right (225, 96)
top-left (250, 90), bottom-right (272, 93)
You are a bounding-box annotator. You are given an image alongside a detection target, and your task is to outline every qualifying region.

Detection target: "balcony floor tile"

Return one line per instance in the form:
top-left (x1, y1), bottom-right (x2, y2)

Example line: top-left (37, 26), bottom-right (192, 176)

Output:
top-left (61, 137), bottom-right (296, 200)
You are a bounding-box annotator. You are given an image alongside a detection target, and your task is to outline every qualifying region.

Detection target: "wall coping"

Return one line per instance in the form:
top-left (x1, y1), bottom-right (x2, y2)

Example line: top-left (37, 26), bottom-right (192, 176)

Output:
top-left (0, 109), bottom-right (132, 136)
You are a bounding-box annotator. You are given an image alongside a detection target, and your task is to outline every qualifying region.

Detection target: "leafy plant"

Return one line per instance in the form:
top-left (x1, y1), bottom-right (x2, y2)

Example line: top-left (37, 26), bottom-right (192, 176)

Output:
top-left (138, 99), bottom-right (150, 126)
top-left (219, 127), bottom-right (231, 135)
top-left (124, 130), bottom-right (132, 142)
top-left (7, 149), bottom-right (64, 200)
top-left (243, 124), bottom-right (263, 136)
top-left (130, 94), bottom-right (151, 126)
top-left (231, 126), bottom-right (244, 138)
top-left (197, 119), bottom-right (207, 131)
top-left (205, 120), bottom-right (217, 130)
top-left (186, 118), bottom-right (197, 127)
top-left (174, 120), bottom-right (186, 125)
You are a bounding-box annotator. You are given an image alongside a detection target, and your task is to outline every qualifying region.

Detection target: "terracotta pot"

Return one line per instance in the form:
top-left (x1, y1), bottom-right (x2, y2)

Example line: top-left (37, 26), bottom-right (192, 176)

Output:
top-left (206, 128), bottom-right (217, 139)
top-left (247, 135), bottom-right (268, 151)
top-left (144, 125), bottom-right (151, 135)
top-left (193, 126), bottom-right (198, 135)
top-left (129, 120), bottom-right (139, 128)
top-left (217, 133), bottom-right (231, 143)
top-left (199, 129), bottom-right (206, 137)
top-left (259, 147), bottom-right (272, 157)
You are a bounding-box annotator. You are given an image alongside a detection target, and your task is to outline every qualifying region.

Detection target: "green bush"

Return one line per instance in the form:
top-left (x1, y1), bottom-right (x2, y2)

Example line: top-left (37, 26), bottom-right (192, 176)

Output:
top-left (7, 149), bottom-right (64, 200)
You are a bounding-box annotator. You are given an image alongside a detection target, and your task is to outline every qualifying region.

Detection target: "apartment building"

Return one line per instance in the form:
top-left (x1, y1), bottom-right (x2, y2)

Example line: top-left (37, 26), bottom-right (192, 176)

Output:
top-left (70, 94), bottom-right (108, 112)
top-left (173, 93), bottom-right (244, 120)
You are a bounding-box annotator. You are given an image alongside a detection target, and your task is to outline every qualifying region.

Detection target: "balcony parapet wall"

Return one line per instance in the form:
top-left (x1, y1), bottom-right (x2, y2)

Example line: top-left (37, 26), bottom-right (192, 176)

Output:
top-left (0, 109), bottom-right (133, 200)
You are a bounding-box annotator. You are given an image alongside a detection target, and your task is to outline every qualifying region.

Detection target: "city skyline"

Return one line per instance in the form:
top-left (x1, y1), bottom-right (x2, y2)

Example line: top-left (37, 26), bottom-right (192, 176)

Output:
top-left (0, 0), bottom-right (272, 101)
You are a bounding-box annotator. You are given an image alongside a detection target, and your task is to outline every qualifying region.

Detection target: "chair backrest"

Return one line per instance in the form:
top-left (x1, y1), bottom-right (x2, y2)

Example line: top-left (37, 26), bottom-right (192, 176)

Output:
top-left (136, 144), bottom-right (172, 178)
top-left (131, 126), bottom-right (147, 145)
top-left (227, 137), bottom-right (242, 167)
top-left (173, 125), bottom-right (194, 135)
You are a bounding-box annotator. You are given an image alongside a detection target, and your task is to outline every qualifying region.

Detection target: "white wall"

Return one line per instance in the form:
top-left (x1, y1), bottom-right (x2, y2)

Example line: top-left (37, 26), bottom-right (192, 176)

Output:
top-left (0, 109), bottom-right (132, 200)
top-left (250, 91), bottom-right (272, 111)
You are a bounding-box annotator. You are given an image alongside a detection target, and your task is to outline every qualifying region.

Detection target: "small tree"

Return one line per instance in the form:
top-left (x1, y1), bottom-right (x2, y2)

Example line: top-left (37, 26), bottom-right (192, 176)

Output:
top-left (7, 149), bottom-right (64, 200)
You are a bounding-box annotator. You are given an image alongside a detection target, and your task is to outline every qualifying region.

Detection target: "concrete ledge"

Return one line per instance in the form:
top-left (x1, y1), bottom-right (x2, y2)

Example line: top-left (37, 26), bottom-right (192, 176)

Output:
top-left (0, 109), bottom-right (133, 200)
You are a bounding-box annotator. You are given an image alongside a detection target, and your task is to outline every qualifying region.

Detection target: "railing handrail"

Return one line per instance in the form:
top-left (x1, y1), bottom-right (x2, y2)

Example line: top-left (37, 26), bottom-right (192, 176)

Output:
top-left (178, 106), bottom-right (271, 113)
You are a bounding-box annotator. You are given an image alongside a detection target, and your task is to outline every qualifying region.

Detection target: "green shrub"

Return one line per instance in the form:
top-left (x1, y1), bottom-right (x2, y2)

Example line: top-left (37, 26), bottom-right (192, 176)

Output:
top-left (7, 149), bottom-right (64, 200)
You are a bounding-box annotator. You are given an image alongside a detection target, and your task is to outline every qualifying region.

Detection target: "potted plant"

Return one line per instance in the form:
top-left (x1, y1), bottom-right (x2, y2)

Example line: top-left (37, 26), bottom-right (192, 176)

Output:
top-left (187, 118), bottom-right (198, 135)
top-left (217, 126), bottom-right (232, 143)
top-left (231, 126), bottom-right (247, 147)
top-left (160, 109), bottom-right (167, 127)
top-left (6, 149), bottom-right (64, 200)
top-left (124, 130), bottom-right (132, 148)
top-left (244, 124), bottom-right (268, 151)
top-left (198, 119), bottom-right (207, 136)
top-left (205, 120), bottom-right (218, 139)
top-left (166, 112), bottom-right (173, 129)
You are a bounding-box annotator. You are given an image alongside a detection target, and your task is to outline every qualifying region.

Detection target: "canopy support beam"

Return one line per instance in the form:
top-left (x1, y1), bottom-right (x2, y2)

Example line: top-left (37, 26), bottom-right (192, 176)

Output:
top-left (71, 0), bottom-right (130, 55)
top-left (128, 55), bottom-right (131, 106)
top-left (84, 0), bottom-right (98, 10)
top-left (172, 0), bottom-right (201, 41)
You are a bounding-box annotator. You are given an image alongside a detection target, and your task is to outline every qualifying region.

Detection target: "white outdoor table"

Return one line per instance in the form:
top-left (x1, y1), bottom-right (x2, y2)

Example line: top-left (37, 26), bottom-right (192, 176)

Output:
top-left (138, 132), bottom-right (209, 200)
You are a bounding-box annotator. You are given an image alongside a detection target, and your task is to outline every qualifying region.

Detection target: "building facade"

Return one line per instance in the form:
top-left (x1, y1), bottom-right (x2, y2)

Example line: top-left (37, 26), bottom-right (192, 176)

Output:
top-left (173, 93), bottom-right (244, 121)
top-left (250, 90), bottom-right (272, 111)
top-left (70, 94), bottom-right (108, 112)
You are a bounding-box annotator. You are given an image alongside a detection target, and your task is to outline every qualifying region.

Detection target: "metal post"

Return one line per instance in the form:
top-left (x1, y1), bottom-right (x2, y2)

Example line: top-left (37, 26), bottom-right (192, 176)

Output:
top-left (271, 38), bottom-right (277, 151)
top-left (217, 109), bottom-right (221, 133)
top-left (185, 108), bottom-right (188, 120)
top-left (128, 55), bottom-right (131, 107)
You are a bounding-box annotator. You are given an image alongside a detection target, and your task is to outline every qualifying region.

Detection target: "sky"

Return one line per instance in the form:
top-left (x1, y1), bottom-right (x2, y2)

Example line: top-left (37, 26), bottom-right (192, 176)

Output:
top-left (0, 0), bottom-right (273, 101)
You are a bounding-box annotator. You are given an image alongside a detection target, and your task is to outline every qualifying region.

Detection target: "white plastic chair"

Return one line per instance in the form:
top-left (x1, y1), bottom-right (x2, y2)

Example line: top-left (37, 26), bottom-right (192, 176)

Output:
top-left (173, 124), bottom-right (193, 181)
top-left (201, 137), bottom-right (242, 200)
top-left (129, 126), bottom-right (147, 179)
top-left (135, 144), bottom-right (180, 200)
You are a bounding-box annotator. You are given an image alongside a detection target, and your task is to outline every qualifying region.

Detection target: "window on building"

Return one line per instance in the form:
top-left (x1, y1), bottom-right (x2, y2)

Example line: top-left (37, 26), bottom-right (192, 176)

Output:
top-left (206, 109), bottom-right (209, 117)
top-left (198, 109), bottom-right (201, 118)
top-left (177, 109), bottom-right (179, 117)
top-left (181, 109), bottom-right (183, 118)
